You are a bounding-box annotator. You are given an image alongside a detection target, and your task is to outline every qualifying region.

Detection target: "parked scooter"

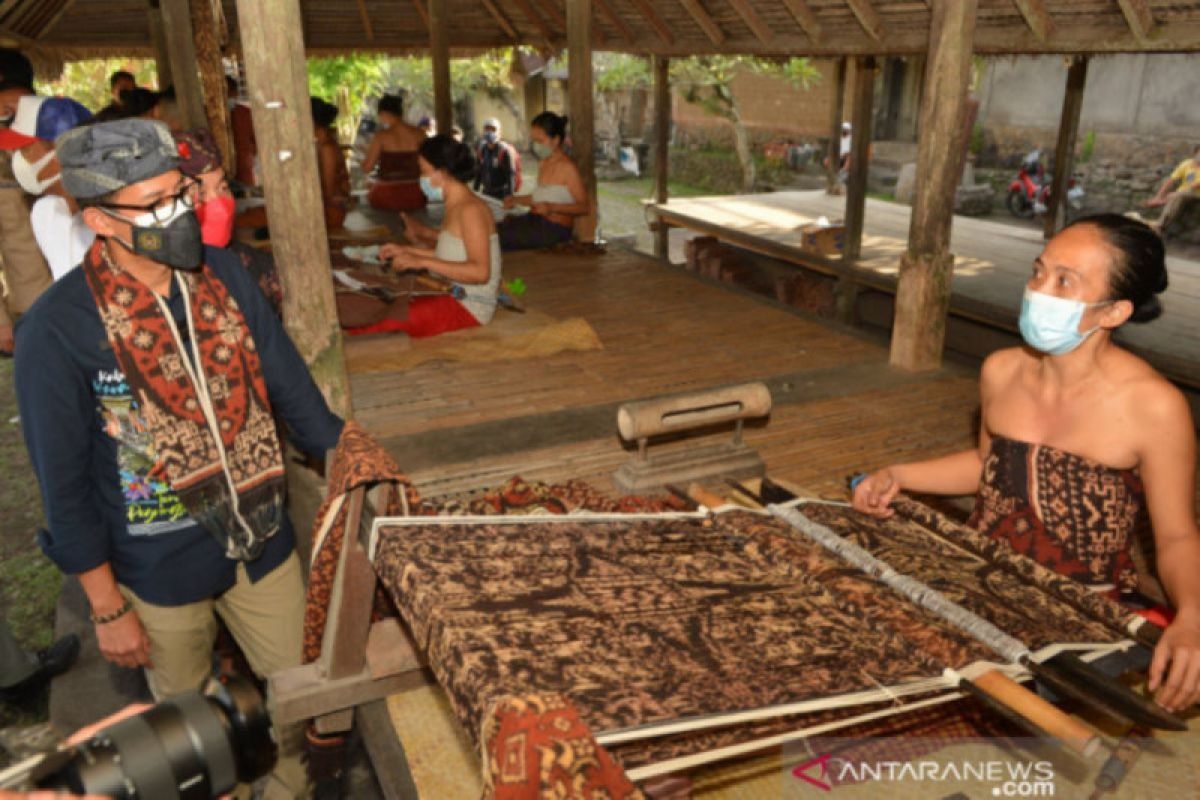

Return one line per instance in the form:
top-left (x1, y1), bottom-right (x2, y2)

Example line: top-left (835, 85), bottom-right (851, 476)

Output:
top-left (1006, 149), bottom-right (1085, 219)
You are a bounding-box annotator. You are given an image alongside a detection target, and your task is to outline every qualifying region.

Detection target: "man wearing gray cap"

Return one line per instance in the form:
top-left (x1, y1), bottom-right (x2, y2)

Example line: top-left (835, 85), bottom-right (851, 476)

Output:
top-left (14, 118), bottom-right (343, 799)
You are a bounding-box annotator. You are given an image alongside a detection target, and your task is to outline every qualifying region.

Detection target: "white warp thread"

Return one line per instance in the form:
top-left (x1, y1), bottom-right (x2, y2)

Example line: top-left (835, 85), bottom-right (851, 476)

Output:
top-left (771, 505), bottom-right (1031, 665)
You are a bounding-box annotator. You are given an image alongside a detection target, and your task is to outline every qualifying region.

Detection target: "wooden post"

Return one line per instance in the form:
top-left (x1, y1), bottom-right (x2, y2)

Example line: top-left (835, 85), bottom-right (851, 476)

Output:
top-left (190, 0), bottom-right (234, 171)
top-left (158, 0), bottom-right (206, 128)
top-left (843, 56), bottom-right (874, 261)
top-left (430, 0), bottom-right (452, 134)
top-left (567, 0), bottom-right (597, 243)
top-left (825, 57), bottom-right (846, 195)
top-left (890, 0), bottom-right (978, 372)
top-left (1043, 56), bottom-right (1088, 239)
top-left (652, 54), bottom-right (670, 260)
top-left (147, 1), bottom-right (173, 91)
top-left (234, 0), bottom-right (352, 417)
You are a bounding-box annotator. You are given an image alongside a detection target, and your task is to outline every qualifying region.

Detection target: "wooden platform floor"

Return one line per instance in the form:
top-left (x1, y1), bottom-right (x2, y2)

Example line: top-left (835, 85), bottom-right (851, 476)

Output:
top-left (654, 191), bottom-right (1200, 389)
top-left (346, 246), bottom-right (982, 498)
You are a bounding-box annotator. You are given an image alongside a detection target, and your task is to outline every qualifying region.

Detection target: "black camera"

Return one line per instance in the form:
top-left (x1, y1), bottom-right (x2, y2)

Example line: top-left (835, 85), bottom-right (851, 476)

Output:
top-left (0, 674), bottom-right (276, 799)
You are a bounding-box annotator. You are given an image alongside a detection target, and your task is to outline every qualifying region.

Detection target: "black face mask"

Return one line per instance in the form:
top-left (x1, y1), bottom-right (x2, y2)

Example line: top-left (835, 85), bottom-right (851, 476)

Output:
top-left (107, 206), bottom-right (205, 270)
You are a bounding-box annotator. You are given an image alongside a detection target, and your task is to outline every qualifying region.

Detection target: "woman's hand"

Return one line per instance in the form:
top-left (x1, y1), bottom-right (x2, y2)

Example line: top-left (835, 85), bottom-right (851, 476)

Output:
top-left (1149, 612), bottom-right (1200, 711)
top-left (379, 243), bottom-right (423, 271)
top-left (502, 195), bottom-right (517, 210)
top-left (531, 202), bottom-right (550, 217)
top-left (851, 468), bottom-right (902, 518)
top-left (96, 609), bottom-right (152, 670)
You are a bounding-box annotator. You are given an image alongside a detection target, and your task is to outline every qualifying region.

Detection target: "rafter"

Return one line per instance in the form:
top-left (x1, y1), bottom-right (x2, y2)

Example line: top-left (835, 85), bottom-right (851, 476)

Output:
top-left (845, 0), bottom-right (885, 41)
top-left (727, 0), bottom-right (772, 45)
top-left (355, 0), bottom-right (373, 42)
top-left (676, 0), bottom-right (725, 46)
top-left (532, 0), bottom-right (566, 31)
top-left (508, 0), bottom-right (556, 43)
top-left (1012, 0), bottom-right (1054, 42)
top-left (595, 0), bottom-right (634, 44)
top-left (480, 0), bottom-right (519, 41)
top-left (1116, 0), bottom-right (1154, 41)
top-left (781, 0), bottom-right (821, 43)
top-left (0, 1), bottom-right (22, 20)
top-left (626, 0), bottom-right (673, 45)
top-left (35, 0), bottom-right (75, 39)
top-left (410, 0), bottom-right (430, 32)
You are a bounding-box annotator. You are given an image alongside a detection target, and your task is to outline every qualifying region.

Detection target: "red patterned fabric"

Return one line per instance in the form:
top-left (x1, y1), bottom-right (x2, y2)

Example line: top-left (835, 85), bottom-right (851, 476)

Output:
top-left (81, 239), bottom-right (285, 560)
top-left (482, 694), bottom-right (645, 800)
top-left (301, 421), bottom-right (420, 663)
top-left (969, 435), bottom-right (1147, 597)
top-left (344, 294), bottom-right (480, 338)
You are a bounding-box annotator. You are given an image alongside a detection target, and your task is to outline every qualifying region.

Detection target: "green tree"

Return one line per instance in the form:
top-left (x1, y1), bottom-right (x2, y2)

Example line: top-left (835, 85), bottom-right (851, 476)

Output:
top-left (36, 58), bottom-right (157, 113)
top-left (672, 56), bottom-right (820, 191)
top-left (307, 54), bottom-right (390, 142)
top-left (451, 48), bottom-right (528, 144)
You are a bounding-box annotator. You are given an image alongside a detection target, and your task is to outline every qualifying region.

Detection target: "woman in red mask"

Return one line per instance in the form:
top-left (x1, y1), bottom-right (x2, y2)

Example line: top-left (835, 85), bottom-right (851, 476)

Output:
top-left (173, 128), bottom-right (283, 315)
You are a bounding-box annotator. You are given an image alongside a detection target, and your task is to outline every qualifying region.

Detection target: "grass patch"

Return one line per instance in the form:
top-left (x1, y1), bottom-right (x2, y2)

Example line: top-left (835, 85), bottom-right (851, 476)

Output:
top-left (0, 551), bottom-right (61, 652)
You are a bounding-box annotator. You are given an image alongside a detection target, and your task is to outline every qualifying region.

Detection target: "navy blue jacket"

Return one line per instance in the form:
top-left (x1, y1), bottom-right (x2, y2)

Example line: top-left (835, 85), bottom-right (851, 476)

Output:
top-left (15, 245), bottom-right (344, 606)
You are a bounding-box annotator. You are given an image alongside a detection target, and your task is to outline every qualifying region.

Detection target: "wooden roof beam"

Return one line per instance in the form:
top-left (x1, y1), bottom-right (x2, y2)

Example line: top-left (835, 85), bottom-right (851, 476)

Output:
top-left (411, 0), bottom-right (430, 32)
top-left (781, 0), bottom-right (821, 43)
top-left (626, 0), bottom-right (673, 46)
top-left (595, 0), bottom-right (634, 45)
top-left (845, 0), bottom-right (884, 41)
top-left (533, 0), bottom-right (566, 31)
top-left (677, 0), bottom-right (725, 46)
top-left (1012, 0), bottom-right (1054, 42)
top-left (480, 0), bottom-right (519, 41)
top-left (1117, 0), bottom-right (1155, 42)
top-left (35, 0), bottom-right (75, 40)
top-left (355, 0), bottom-right (374, 42)
top-left (727, 0), bottom-right (773, 45)
top-left (509, 0), bottom-right (557, 43)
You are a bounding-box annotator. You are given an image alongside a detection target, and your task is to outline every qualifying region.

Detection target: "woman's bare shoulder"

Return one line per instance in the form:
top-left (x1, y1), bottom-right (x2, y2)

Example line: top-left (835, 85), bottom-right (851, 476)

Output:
top-left (980, 347), bottom-right (1030, 387)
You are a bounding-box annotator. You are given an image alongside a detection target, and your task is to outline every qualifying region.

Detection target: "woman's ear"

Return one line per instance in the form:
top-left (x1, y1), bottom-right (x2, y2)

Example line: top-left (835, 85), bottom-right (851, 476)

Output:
top-left (1099, 298), bottom-right (1134, 329)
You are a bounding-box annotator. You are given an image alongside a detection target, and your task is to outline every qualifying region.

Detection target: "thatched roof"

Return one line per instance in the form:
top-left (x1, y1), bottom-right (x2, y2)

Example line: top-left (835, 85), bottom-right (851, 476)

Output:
top-left (7, 0), bottom-right (1200, 59)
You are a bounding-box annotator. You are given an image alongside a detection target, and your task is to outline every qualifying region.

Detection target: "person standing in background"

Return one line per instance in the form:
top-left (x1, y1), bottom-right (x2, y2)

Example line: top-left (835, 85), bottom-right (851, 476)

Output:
top-left (0, 48), bottom-right (51, 356)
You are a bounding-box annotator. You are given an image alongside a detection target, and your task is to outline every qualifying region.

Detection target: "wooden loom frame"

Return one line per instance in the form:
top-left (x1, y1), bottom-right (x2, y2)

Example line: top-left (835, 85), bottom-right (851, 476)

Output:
top-left (268, 489), bottom-right (1141, 792)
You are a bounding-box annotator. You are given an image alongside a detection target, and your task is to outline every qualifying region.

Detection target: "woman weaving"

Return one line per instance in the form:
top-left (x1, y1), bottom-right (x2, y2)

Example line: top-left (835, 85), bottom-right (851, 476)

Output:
top-left (361, 94), bottom-right (428, 213)
top-left (371, 135), bottom-right (501, 338)
top-left (498, 111), bottom-right (589, 251)
top-left (853, 215), bottom-right (1200, 712)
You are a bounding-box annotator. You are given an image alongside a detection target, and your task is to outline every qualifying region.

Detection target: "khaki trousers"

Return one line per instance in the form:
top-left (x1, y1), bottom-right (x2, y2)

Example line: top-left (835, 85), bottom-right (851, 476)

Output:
top-left (123, 553), bottom-right (308, 799)
top-left (0, 186), bottom-right (51, 328)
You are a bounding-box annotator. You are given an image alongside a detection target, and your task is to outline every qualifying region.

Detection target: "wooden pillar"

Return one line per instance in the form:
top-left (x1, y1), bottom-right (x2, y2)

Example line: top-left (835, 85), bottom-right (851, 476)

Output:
top-left (234, 0), bottom-right (352, 417)
top-left (147, 1), bottom-right (173, 91)
top-left (843, 56), bottom-right (874, 261)
top-left (430, 0), bottom-right (452, 134)
top-left (825, 57), bottom-right (847, 195)
top-left (652, 54), bottom-right (670, 260)
top-left (1043, 56), bottom-right (1088, 239)
top-left (159, 0), bottom-right (206, 128)
top-left (567, 0), bottom-right (597, 242)
top-left (890, 0), bottom-right (978, 372)
top-left (190, 0), bottom-right (234, 170)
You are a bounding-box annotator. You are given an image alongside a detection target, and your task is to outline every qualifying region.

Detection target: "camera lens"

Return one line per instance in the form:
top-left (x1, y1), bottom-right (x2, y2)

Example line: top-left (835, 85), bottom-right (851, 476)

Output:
top-left (41, 674), bottom-right (277, 799)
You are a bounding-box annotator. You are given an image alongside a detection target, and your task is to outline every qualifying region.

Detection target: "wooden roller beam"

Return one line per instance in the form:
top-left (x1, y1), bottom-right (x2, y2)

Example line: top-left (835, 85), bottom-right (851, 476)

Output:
top-left (617, 382), bottom-right (772, 441)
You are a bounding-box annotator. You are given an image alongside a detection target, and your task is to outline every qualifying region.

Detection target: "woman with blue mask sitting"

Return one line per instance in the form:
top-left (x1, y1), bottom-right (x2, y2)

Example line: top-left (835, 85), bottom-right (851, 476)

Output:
top-left (851, 214), bottom-right (1200, 714)
top-left (497, 111), bottom-right (589, 252)
top-left (370, 135), bottom-right (500, 338)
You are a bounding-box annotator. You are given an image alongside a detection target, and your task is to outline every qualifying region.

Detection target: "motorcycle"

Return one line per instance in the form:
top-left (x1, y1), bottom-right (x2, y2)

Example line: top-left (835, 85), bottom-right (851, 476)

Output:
top-left (1006, 149), bottom-right (1085, 219)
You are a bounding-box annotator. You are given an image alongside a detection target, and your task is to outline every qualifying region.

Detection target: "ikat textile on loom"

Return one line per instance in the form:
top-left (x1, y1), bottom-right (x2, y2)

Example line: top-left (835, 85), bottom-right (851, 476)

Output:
top-left (372, 503), bottom-right (1132, 774)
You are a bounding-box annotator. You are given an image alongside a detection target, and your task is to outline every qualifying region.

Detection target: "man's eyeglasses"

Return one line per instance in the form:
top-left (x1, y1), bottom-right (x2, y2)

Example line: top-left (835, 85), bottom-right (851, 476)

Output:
top-left (101, 179), bottom-right (197, 224)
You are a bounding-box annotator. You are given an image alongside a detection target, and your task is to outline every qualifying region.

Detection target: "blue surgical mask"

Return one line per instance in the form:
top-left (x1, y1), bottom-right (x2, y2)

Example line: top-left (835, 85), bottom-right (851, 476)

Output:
top-left (1018, 288), bottom-right (1107, 356)
top-left (419, 175), bottom-right (443, 203)
top-left (531, 142), bottom-right (553, 159)
top-left (483, 131), bottom-right (499, 144)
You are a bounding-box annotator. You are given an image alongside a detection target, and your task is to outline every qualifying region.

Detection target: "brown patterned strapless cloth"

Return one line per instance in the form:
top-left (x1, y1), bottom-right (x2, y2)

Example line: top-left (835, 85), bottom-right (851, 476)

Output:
top-left (968, 434), bottom-right (1150, 598)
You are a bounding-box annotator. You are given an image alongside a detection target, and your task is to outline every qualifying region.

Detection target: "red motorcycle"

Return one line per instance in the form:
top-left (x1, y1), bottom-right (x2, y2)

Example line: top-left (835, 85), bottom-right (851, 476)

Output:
top-left (1006, 149), bottom-right (1085, 219)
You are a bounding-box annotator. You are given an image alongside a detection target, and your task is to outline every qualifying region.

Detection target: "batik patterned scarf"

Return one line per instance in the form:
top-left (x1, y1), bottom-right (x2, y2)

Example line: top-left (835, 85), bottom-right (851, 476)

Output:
top-left (83, 240), bottom-right (285, 560)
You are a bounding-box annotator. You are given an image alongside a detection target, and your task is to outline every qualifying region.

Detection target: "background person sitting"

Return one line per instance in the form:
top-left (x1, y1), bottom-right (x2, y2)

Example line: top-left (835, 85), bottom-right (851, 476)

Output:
top-left (498, 111), bottom-right (588, 252)
top-left (1144, 144), bottom-right (1200, 237)
top-left (0, 94), bottom-right (94, 279)
top-left (368, 134), bottom-right (501, 338)
top-left (474, 117), bottom-right (521, 202)
top-left (311, 97), bottom-right (350, 229)
top-left (362, 94), bottom-right (427, 213)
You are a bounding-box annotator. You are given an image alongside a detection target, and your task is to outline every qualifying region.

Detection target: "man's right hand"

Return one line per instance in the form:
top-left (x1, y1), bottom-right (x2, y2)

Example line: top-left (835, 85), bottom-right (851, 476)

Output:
top-left (96, 608), bottom-right (152, 670)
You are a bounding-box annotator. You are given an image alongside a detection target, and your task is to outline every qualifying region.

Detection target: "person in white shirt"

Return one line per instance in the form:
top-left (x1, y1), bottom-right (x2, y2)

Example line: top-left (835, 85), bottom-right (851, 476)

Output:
top-left (0, 95), bottom-right (93, 279)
